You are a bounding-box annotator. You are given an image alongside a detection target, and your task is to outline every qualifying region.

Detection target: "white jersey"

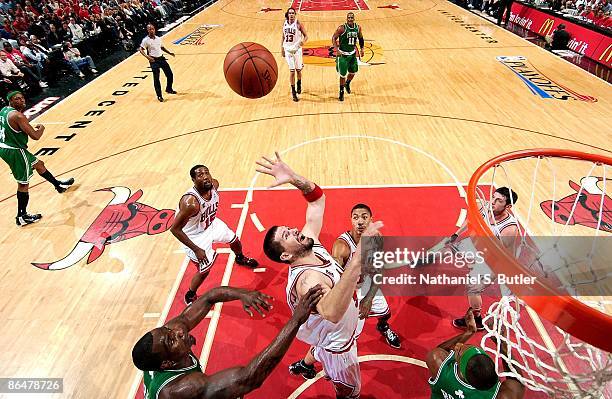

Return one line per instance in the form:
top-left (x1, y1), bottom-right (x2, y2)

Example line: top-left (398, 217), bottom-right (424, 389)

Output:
top-left (337, 232), bottom-right (358, 270)
top-left (283, 20), bottom-right (302, 51)
top-left (480, 207), bottom-right (518, 238)
top-left (286, 243), bottom-right (362, 352)
top-left (179, 187), bottom-right (219, 238)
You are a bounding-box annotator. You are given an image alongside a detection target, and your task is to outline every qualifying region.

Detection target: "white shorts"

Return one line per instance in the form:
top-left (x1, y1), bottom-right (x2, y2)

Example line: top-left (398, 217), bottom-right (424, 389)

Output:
top-left (184, 218), bottom-right (237, 273)
top-left (284, 46), bottom-right (303, 70)
top-left (313, 344), bottom-right (361, 399)
top-left (357, 275), bottom-right (390, 317)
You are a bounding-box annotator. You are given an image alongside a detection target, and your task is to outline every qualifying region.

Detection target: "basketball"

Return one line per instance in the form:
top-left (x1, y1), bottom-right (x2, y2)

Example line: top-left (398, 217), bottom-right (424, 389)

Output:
top-left (223, 42), bottom-right (278, 99)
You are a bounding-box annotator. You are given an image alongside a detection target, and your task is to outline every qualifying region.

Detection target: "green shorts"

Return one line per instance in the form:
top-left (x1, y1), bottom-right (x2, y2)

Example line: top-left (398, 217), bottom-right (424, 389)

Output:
top-left (336, 53), bottom-right (358, 77)
top-left (0, 147), bottom-right (37, 184)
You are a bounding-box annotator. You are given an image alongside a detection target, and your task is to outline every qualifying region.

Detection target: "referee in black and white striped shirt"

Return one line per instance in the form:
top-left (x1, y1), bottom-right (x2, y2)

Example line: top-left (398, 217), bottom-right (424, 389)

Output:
top-left (139, 23), bottom-right (177, 102)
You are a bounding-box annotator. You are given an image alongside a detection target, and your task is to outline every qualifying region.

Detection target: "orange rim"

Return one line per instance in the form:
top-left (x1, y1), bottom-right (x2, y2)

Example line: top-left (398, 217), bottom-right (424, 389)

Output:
top-left (467, 148), bottom-right (612, 353)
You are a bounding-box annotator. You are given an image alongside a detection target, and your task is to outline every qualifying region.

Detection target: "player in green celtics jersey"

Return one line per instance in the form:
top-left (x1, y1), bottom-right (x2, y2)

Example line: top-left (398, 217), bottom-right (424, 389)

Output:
top-left (133, 284), bottom-right (323, 399)
top-left (0, 91), bottom-right (74, 226)
top-left (427, 308), bottom-right (525, 399)
top-left (332, 12), bottom-right (364, 101)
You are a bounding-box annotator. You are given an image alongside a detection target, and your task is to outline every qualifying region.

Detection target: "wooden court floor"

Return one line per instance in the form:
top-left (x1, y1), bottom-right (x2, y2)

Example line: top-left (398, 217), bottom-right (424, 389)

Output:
top-left (0, 0), bottom-right (609, 398)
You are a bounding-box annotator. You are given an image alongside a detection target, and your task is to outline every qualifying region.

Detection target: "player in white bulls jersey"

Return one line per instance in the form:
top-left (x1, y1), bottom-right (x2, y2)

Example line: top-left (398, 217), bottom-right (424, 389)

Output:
top-left (171, 165), bottom-right (258, 305)
top-left (438, 187), bottom-right (519, 331)
top-left (281, 7), bottom-right (308, 102)
top-left (334, 204), bottom-right (401, 349)
top-left (258, 152), bottom-right (382, 399)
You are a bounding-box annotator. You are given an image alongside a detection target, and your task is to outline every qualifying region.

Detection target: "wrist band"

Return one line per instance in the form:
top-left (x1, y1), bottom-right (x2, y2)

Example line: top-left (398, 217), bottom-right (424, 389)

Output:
top-left (303, 184), bottom-right (323, 202)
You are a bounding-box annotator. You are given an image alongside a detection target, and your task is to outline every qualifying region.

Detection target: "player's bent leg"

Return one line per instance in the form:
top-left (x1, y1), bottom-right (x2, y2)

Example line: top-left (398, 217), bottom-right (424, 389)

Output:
top-left (289, 70), bottom-right (299, 102)
top-left (296, 68), bottom-right (302, 94)
top-left (372, 296), bottom-right (401, 348)
top-left (289, 348), bottom-right (317, 380)
top-left (230, 238), bottom-right (259, 267)
top-left (315, 345), bottom-right (361, 399)
top-left (185, 261), bottom-right (211, 305)
top-left (345, 73), bottom-right (355, 94)
top-left (15, 181), bottom-right (41, 226)
top-left (209, 218), bottom-right (258, 267)
top-left (33, 159), bottom-right (75, 193)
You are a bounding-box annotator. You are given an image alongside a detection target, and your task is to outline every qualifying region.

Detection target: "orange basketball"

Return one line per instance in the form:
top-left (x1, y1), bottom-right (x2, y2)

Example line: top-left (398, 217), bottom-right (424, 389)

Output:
top-left (224, 42), bottom-right (278, 99)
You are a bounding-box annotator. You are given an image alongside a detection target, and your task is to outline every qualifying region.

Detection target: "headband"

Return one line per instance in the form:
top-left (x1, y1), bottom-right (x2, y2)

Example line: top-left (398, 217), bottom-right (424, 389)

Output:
top-left (6, 90), bottom-right (22, 101)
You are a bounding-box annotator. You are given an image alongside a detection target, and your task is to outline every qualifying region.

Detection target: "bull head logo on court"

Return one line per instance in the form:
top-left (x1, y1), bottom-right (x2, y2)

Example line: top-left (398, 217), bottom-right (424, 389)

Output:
top-left (540, 177), bottom-right (611, 233)
top-left (32, 187), bottom-right (175, 270)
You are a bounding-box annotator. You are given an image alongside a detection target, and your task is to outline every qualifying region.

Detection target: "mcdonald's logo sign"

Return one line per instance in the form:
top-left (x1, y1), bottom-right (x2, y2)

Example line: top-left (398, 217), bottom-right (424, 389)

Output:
top-left (599, 44), bottom-right (612, 63)
top-left (538, 18), bottom-right (555, 36)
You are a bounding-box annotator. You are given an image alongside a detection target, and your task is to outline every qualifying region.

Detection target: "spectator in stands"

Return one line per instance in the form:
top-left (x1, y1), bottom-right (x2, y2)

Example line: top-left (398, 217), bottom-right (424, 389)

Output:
top-left (593, 8), bottom-right (610, 25)
top-left (29, 35), bottom-right (50, 53)
top-left (47, 23), bottom-right (64, 46)
top-left (580, 4), bottom-right (595, 19)
top-left (562, 1), bottom-right (577, 13)
top-left (550, 24), bottom-right (571, 49)
top-left (3, 41), bottom-right (46, 87)
top-left (68, 17), bottom-right (86, 44)
top-left (0, 50), bottom-right (26, 97)
top-left (60, 21), bottom-right (73, 42)
top-left (90, 0), bottom-right (102, 15)
top-left (20, 38), bottom-right (49, 82)
top-left (28, 16), bottom-right (48, 44)
top-left (0, 50), bottom-right (24, 81)
top-left (0, 0), bottom-right (11, 15)
top-left (24, 1), bottom-right (40, 17)
top-left (62, 40), bottom-right (97, 78)
top-left (601, 0), bottom-right (611, 12)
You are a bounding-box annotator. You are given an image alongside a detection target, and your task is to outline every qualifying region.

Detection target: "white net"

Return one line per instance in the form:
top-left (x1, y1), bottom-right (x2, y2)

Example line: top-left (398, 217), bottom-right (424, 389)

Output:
top-left (482, 296), bottom-right (612, 398)
top-left (467, 152), bottom-right (612, 398)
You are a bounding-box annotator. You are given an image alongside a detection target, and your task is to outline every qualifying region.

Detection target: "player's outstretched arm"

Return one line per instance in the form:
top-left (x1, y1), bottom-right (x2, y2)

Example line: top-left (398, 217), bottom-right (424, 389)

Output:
top-left (426, 308), bottom-right (477, 378)
top-left (159, 286), bottom-right (323, 399)
top-left (256, 151), bottom-right (325, 240)
top-left (167, 286), bottom-right (273, 332)
top-left (302, 221), bottom-right (383, 323)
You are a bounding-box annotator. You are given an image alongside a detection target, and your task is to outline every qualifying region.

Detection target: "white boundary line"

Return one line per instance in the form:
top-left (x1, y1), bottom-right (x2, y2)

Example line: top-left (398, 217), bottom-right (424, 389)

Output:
top-left (287, 354), bottom-right (426, 399)
top-left (250, 213), bottom-right (266, 232)
top-left (354, 0), bottom-right (362, 11)
top-left (127, 256), bottom-right (190, 399)
top-left (199, 171), bottom-right (259, 370)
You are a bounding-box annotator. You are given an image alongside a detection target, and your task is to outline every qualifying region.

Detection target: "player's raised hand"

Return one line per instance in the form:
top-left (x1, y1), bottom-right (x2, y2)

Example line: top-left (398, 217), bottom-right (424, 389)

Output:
top-left (256, 151), bottom-right (296, 188)
top-left (362, 220), bottom-right (384, 237)
top-left (465, 307), bottom-right (478, 334)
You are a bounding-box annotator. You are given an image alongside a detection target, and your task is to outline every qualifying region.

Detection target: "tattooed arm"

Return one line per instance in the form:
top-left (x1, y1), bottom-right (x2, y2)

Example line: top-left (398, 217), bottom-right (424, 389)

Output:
top-left (256, 152), bottom-right (326, 240)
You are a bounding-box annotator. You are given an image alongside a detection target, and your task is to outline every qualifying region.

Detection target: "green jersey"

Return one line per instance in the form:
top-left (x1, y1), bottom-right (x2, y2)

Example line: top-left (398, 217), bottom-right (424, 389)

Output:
top-left (429, 351), bottom-right (501, 399)
top-left (338, 23), bottom-right (359, 55)
top-left (143, 354), bottom-right (202, 399)
top-left (0, 106), bottom-right (27, 149)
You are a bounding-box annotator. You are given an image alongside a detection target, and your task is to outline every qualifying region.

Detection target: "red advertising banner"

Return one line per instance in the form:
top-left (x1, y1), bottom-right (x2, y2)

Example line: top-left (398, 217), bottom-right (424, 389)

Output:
top-left (508, 2), bottom-right (612, 68)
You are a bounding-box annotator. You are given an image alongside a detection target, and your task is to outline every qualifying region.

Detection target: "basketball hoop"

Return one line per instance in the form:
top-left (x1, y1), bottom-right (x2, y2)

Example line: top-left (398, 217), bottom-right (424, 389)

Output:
top-left (466, 149), bottom-right (612, 398)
